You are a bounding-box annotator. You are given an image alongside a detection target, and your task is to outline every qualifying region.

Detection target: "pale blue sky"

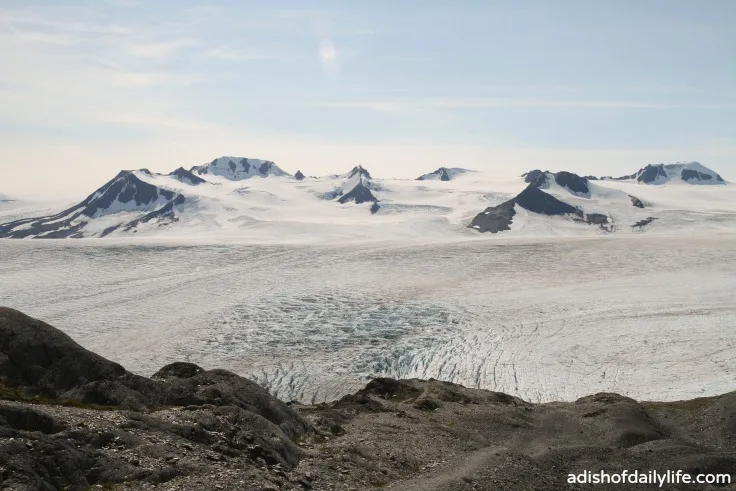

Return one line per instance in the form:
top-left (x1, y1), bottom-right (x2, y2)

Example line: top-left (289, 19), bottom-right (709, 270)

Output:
top-left (1, 0), bottom-right (735, 196)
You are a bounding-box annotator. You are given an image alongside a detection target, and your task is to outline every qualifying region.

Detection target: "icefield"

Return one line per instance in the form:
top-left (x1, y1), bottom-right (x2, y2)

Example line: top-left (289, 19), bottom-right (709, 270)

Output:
top-left (1, 235), bottom-right (735, 404)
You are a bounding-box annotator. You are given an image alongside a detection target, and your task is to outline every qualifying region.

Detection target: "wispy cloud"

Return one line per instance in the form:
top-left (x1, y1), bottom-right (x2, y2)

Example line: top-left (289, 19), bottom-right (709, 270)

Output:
top-left (206, 45), bottom-right (288, 62)
top-left (124, 38), bottom-right (198, 58)
top-left (313, 98), bottom-right (736, 112)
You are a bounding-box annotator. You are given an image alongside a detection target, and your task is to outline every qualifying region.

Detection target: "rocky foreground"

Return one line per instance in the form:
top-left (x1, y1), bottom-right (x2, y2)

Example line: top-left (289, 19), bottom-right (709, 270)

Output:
top-left (1, 308), bottom-right (736, 490)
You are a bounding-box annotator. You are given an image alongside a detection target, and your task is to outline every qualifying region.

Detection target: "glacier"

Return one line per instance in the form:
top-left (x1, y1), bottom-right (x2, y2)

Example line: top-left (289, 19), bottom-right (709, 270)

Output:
top-left (1, 234), bottom-right (734, 404)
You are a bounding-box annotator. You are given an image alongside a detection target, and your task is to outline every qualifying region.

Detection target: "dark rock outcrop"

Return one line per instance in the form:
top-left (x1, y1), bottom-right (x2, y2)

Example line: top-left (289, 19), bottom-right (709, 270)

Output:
top-left (337, 184), bottom-right (378, 206)
top-left (294, 170), bottom-right (305, 181)
top-left (4, 308), bottom-right (736, 490)
top-left (521, 169), bottom-right (547, 184)
top-left (633, 216), bottom-right (658, 229)
top-left (629, 195), bottom-right (645, 208)
top-left (523, 170), bottom-right (590, 196)
top-left (0, 308), bottom-right (308, 438)
top-left (168, 167), bottom-right (206, 185)
top-left (416, 167), bottom-right (451, 181)
top-left (553, 171), bottom-right (589, 196)
top-left (636, 164), bottom-right (668, 184)
top-left (469, 199), bottom-right (517, 233)
top-left (0, 308), bottom-right (128, 395)
top-left (346, 166), bottom-right (371, 179)
top-left (681, 168), bottom-right (719, 182)
top-left (470, 184), bottom-right (613, 233)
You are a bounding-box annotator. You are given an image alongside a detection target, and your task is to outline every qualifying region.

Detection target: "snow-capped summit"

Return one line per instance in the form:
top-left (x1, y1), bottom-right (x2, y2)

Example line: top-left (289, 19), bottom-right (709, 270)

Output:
top-left (416, 167), bottom-right (470, 181)
top-left (0, 170), bottom-right (186, 238)
top-left (605, 162), bottom-right (725, 185)
top-left (342, 165), bottom-right (372, 180)
top-left (523, 170), bottom-right (591, 197)
top-left (190, 157), bottom-right (290, 180)
top-left (325, 166), bottom-right (379, 212)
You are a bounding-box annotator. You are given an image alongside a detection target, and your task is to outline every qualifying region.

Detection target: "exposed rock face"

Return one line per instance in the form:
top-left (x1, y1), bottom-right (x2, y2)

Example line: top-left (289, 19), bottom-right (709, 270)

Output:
top-left (294, 170), bottom-right (305, 181)
top-left (468, 199), bottom-right (516, 233)
top-left (416, 167), bottom-right (464, 181)
top-left (681, 168), bottom-right (716, 182)
top-left (0, 307), bottom-right (127, 395)
top-left (168, 167), bottom-right (206, 185)
top-left (0, 171), bottom-right (185, 238)
top-left (0, 308), bottom-right (308, 437)
top-left (329, 166), bottom-right (380, 212)
top-left (4, 309), bottom-right (736, 490)
top-left (629, 195), bottom-right (645, 208)
top-left (346, 165), bottom-right (371, 179)
top-left (513, 185), bottom-right (579, 215)
top-left (633, 216), bottom-right (658, 229)
top-left (636, 164), bottom-right (668, 184)
top-left (523, 170), bottom-right (590, 196)
top-left (190, 157), bottom-right (289, 180)
top-left (470, 184), bottom-right (612, 233)
top-left (337, 184), bottom-right (377, 206)
top-left (553, 171), bottom-right (590, 196)
top-left (521, 169), bottom-right (546, 184)
top-left (607, 162), bottom-right (725, 185)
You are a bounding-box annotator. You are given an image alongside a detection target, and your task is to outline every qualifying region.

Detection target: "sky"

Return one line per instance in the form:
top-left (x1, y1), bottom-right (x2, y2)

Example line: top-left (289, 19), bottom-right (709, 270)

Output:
top-left (1, 0), bottom-right (735, 198)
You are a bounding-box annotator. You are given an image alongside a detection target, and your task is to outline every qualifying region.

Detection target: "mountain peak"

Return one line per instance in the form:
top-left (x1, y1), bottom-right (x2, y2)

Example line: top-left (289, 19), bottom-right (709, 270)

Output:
top-left (604, 162), bottom-right (725, 185)
top-left (416, 167), bottom-right (470, 181)
top-left (190, 156), bottom-right (290, 180)
top-left (346, 165), bottom-right (371, 179)
top-left (168, 167), bottom-right (206, 185)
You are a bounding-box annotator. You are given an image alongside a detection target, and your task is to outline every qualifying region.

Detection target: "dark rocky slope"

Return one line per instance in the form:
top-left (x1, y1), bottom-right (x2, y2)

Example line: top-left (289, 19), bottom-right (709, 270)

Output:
top-left (0, 171), bottom-right (185, 238)
top-left (2, 308), bottom-right (736, 490)
top-left (469, 185), bottom-right (610, 233)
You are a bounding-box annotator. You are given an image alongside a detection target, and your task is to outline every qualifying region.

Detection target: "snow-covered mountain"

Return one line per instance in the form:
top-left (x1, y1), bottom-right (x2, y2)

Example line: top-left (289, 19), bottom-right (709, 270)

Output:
top-left (325, 166), bottom-right (380, 212)
top-left (0, 193), bottom-right (14, 202)
top-left (168, 167), bottom-right (206, 185)
top-left (470, 169), bottom-right (675, 234)
top-left (603, 162), bottom-right (725, 185)
top-left (0, 158), bottom-right (733, 240)
top-left (190, 156), bottom-right (290, 180)
top-left (0, 170), bottom-right (187, 238)
top-left (416, 167), bottom-right (470, 181)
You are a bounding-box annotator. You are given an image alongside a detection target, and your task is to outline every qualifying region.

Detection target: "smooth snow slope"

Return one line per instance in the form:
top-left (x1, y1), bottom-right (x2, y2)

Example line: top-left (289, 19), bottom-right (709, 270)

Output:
top-left (1, 235), bottom-right (734, 404)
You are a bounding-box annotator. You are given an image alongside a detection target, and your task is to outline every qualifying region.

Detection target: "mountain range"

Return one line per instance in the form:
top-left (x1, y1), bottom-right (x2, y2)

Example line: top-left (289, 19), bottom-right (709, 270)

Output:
top-left (0, 159), bottom-right (732, 240)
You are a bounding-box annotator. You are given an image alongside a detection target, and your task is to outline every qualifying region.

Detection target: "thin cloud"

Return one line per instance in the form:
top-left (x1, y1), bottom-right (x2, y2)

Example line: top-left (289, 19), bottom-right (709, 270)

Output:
top-left (125, 38), bottom-right (198, 58)
top-left (206, 45), bottom-right (286, 62)
top-left (313, 98), bottom-right (736, 112)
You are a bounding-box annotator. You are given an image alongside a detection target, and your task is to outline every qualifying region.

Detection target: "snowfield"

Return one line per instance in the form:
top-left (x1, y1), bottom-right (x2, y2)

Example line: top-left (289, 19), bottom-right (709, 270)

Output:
top-left (3, 159), bottom-right (734, 240)
top-left (1, 234), bottom-right (734, 404)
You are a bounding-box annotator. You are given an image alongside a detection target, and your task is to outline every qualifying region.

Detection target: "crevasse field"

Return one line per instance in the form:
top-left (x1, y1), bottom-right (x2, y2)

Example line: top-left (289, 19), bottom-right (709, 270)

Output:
top-left (1, 234), bottom-right (734, 404)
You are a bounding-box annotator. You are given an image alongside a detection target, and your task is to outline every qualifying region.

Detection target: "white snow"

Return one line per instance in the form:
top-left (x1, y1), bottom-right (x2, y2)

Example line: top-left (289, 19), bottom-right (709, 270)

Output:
top-left (191, 156), bottom-right (290, 180)
top-left (5, 165), bottom-right (736, 240)
top-left (1, 234), bottom-right (734, 404)
top-left (2, 162), bottom-right (735, 404)
top-left (416, 167), bottom-right (472, 181)
top-left (609, 161), bottom-right (726, 185)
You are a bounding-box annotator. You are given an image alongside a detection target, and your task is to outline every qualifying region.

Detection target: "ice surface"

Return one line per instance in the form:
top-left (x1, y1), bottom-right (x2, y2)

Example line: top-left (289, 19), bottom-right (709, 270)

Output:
top-left (1, 235), bottom-right (734, 404)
